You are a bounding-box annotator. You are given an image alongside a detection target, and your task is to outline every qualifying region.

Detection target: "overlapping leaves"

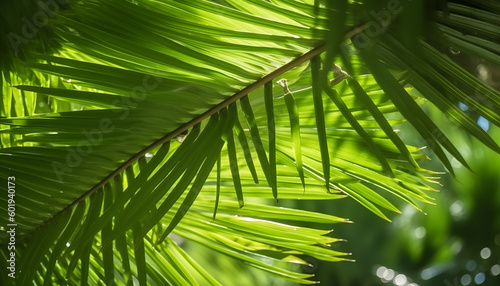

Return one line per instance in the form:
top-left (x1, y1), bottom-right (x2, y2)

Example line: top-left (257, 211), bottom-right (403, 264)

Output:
top-left (0, 0), bottom-right (499, 285)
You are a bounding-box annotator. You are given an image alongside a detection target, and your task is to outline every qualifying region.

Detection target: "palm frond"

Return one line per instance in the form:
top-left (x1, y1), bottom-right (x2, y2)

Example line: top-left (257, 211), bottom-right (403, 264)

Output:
top-left (1, 0), bottom-right (499, 284)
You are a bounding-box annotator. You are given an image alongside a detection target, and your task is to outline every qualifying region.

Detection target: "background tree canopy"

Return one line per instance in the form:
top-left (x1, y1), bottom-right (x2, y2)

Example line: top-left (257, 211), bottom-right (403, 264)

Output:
top-left (0, 0), bottom-right (499, 285)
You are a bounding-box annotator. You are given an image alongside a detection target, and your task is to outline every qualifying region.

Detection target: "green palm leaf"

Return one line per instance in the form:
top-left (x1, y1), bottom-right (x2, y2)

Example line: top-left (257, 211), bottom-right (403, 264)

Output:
top-left (1, 0), bottom-right (499, 285)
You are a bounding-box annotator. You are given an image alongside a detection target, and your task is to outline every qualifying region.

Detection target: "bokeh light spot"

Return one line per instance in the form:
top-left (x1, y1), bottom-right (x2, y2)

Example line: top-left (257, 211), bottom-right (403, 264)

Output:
top-left (491, 265), bottom-right (500, 276)
top-left (461, 274), bottom-right (472, 285)
top-left (383, 269), bottom-right (395, 281)
top-left (477, 116), bottom-right (489, 132)
top-left (458, 102), bottom-right (468, 111)
top-left (480, 247), bottom-right (491, 259)
top-left (474, 272), bottom-right (485, 284)
top-left (450, 200), bottom-right (464, 217)
top-left (414, 227), bottom-right (426, 239)
top-left (376, 266), bottom-right (387, 278)
top-left (394, 274), bottom-right (407, 286)
top-left (466, 260), bottom-right (477, 271)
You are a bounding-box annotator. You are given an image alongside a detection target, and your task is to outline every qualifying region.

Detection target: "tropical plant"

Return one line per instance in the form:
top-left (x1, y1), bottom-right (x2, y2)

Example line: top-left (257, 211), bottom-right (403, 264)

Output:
top-left (0, 0), bottom-right (499, 285)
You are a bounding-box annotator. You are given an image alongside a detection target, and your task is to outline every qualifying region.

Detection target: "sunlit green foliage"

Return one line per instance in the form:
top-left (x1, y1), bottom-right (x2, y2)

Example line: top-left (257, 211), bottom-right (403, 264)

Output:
top-left (0, 0), bottom-right (499, 285)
